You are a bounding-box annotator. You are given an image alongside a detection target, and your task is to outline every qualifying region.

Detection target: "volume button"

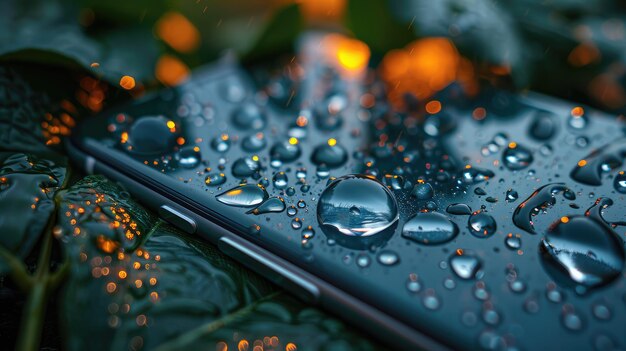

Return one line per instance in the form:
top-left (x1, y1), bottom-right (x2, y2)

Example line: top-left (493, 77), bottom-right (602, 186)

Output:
top-left (158, 205), bottom-right (197, 234)
top-left (218, 237), bottom-right (320, 303)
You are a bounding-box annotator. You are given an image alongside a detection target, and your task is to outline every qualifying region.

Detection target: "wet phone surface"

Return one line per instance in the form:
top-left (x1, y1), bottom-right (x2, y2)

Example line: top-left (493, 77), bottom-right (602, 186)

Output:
top-left (72, 35), bottom-right (626, 350)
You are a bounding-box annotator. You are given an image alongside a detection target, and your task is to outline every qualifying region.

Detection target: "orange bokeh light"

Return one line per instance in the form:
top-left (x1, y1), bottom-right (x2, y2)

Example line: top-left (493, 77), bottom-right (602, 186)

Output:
top-left (156, 12), bottom-right (200, 53)
top-left (155, 54), bottom-right (190, 86)
top-left (380, 37), bottom-right (477, 107)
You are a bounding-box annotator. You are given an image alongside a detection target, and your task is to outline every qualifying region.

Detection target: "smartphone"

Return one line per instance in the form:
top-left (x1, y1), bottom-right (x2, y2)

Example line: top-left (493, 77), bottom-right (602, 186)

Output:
top-left (68, 35), bottom-right (626, 350)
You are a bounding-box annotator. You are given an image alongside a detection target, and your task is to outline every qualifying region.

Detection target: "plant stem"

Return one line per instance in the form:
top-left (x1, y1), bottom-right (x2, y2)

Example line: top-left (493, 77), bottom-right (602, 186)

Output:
top-left (16, 277), bottom-right (48, 351)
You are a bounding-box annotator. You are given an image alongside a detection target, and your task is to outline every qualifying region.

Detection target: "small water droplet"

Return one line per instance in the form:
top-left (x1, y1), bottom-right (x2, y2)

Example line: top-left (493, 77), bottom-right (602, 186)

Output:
top-left (502, 143), bottom-right (533, 170)
top-left (311, 142), bottom-right (348, 168)
top-left (402, 212), bottom-right (458, 245)
top-left (232, 157), bottom-right (261, 178)
top-left (174, 146), bottom-right (201, 168)
top-left (211, 135), bottom-right (231, 152)
top-left (216, 184), bottom-right (268, 207)
top-left (248, 197), bottom-right (285, 215)
top-left (232, 103), bottom-right (266, 130)
top-left (505, 189), bottom-right (518, 202)
top-left (411, 182), bottom-right (434, 200)
top-left (450, 251), bottom-right (482, 279)
top-left (241, 133), bottom-right (267, 152)
top-left (446, 203), bottom-right (472, 215)
top-left (377, 250), bottom-right (400, 266)
top-left (205, 172), bottom-right (226, 186)
top-left (468, 211), bottom-right (497, 238)
top-left (272, 172), bottom-right (288, 189)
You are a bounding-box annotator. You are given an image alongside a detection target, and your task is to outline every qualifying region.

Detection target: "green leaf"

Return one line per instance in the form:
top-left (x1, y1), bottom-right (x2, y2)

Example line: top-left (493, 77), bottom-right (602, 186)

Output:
top-left (57, 176), bottom-right (383, 351)
top-left (0, 0), bottom-right (159, 84)
top-left (244, 4), bottom-right (305, 62)
top-left (0, 152), bottom-right (66, 273)
top-left (345, 0), bottom-right (415, 54)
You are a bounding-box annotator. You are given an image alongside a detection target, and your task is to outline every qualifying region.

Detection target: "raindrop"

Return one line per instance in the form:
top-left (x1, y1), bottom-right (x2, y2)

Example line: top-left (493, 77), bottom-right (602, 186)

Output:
top-left (302, 226), bottom-right (315, 240)
top-left (457, 167), bottom-right (495, 186)
top-left (513, 183), bottom-right (568, 234)
top-left (468, 211), bottom-right (497, 238)
top-left (529, 111), bottom-right (558, 140)
top-left (502, 143), bottom-right (533, 170)
top-left (248, 197), bottom-right (285, 215)
top-left (318, 175), bottom-right (398, 237)
top-left (232, 103), bottom-right (266, 130)
top-left (270, 140), bottom-right (301, 164)
top-left (504, 234), bottom-right (521, 250)
top-left (401, 212), bottom-right (458, 245)
top-left (211, 135), bottom-right (231, 152)
top-left (287, 206), bottom-right (297, 217)
top-left (174, 146), bottom-right (201, 168)
top-left (232, 157), bottom-right (261, 178)
top-left (356, 254), bottom-right (371, 268)
top-left (613, 171), bottom-right (626, 193)
top-left (216, 184), bottom-right (268, 207)
top-left (377, 250), bottom-right (400, 266)
top-left (422, 292), bottom-right (441, 310)
top-left (406, 274), bottom-right (421, 293)
top-left (446, 203), bottom-right (472, 215)
top-left (272, 172), bottom-right (288, 189)
top-left (411, 182), bottom-right (434, 200)
top-left (450, 251), bottom-right (482, 279)
top-left (540, 216), bottom-right (625, 290)
top-left (505, 189), bottom-right (518, 202)
top-left (570, 137), bottom-right (626, 186)
top-left (311, 141), bottom-right (348, 168)
top-left (125, 116), bottom-right (177, 155)
top-left (562, 310), bottom-right (584, 331)
top-left (205, 172), bottom-right (226, 186)
top-left (241, 133), bottom-right (267, 152)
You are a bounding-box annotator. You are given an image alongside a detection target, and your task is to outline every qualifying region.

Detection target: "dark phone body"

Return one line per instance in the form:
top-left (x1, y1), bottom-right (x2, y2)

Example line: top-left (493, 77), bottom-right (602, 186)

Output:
top-left (68, 54), bottom-right (626, 350)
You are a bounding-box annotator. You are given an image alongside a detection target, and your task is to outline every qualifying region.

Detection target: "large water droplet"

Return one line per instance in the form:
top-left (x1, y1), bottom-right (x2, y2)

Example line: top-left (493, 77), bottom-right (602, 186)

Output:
top-left (468, 211), bottom-right (497, 238)
top-left (232, 103), bottom-right (266, 130)
top-left (216, 184), bottom-right (268, 207)
top-left (311, 141), bottom-right (348, 168)
top-left (401, 212), bottom-right (458, 245)
top-left (450, 251), bottom-right (482, 279)
top-left (529, 112), bottom-right (558, 140)
top-left (318, 175), bottom-right (398, 237)
top-left (126, 116), bottom-right (177, 155)
top-left (502, 143), bottom-right (533, 170)
top-left (513, 183), bottom-right (568, 234)
top-left (232, 157), bottom-right (261, 178)
top-left (540, 216), bottom-right (625, 290)
top-left (174, 146), bottom-right (201, 168)
top-left (446, 203), bottom-right (472, 215)
top-left (614, 171), bottom-right (626, 193)
top-left (570, 137), bottom-right (626, 186)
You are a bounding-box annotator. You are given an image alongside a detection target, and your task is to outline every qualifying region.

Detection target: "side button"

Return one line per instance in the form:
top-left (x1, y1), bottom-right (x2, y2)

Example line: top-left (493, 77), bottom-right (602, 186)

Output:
top-left (218, 236), bottom-right (320, 303)
top-left (158, 205), bottom-right (197, 234)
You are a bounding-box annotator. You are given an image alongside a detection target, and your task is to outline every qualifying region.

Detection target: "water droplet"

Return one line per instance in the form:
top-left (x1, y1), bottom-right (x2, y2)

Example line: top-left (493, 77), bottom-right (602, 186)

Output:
top-left (295, 168), bottom-right (307, 180)
top-left (174, 146), bottom-right (201, 168)
top-left (211, 135), bottom-right (231, 152)
top-left (504, 234), bottom-right (521, 250)
top-left (505, 189), bottom-right (518, 202)
top-left (406, 274), bottom-right (421, 292)
top-left (457, 167), bottom-right (495, 186)
top-left (422, 292), bottom-right (441, 310)
top-left (302, 226), bottom-right (315, 239)
top-left (126, 116), bottom-right (177, 155)
top-left (540, 216), bottom-right (625, 290)
top-left (272, 172), bottom-right (288, 189)
top-left (216, 184), bottom-right (268, 207)
top-left (468, 211), bottom-right (497, 238)
top-left (356, 254), bottom-right (371, 268)
top-left (450, 252), bottom-right (482, 279)
top-left (402, 212), bottom-right (458, 245)
top-left (270, 141), bottom-right (301, 164)
top-left (592, 303), bottom-right (611, 320)
top-left (502, 143), bottom-right (533, 170)
top-left (613, 171), bottom-right (626, 193)
top-left (232, 157), bottom-right (261, 178)
top-left (287, 206), bottom-right (297, 217)
top-left (446, 203), bottom-right (472, 215)
top-left (232, 103), bottom-right (266, 130)
top-left (377, 250), bottom-right (400, 266)
top-left (205, 172), bottom-right (226, 186)
top-left (529, 112), bottom-right (558, 140)
top-left (311, 142), bottom-right (348, 168)
top-left (474, 187), bottom-right (487, 196)
top-left (241, 133), bottom-right (267, 152)
top-left (248, 197), bottom-right (285, 215)
top-left (411, 182), bottom-right (434, 200)
top-left (316, 165), bottom-right (330, 178)
top-left (570, 137), bottom-right (626, 186)
top-left (297, 200), bottom-right (306, 208)
top-left (291, 218), bottom-right (302, 229)
top-left (318, 175), bottom-right (398, 237)
top-left (562, 310), bottom-right (584, 331)
top-left (513, 183), bottom-right (568, 234)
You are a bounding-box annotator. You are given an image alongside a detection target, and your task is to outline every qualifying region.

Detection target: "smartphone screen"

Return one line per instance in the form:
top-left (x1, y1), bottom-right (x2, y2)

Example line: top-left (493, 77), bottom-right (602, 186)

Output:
top-left (73, 35), bottom-right (626, 350)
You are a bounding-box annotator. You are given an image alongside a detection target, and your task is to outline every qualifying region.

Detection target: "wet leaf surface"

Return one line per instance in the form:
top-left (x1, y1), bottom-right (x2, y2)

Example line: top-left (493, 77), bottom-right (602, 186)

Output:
top-left (57, 176), bottom-right (380, 351)
top-left (0, 153), bottom-right (66, 273)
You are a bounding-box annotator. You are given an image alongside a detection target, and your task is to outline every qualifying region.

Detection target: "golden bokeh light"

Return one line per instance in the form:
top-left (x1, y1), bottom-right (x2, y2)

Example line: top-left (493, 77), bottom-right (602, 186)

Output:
top-left (155, 12), bottom-right (201, 53)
